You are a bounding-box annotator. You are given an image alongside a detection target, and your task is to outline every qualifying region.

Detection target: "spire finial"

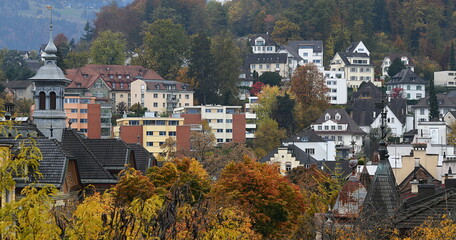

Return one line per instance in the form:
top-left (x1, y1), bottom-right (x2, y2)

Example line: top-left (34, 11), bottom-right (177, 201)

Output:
top-left (44, 5), bottom-right (57, 55)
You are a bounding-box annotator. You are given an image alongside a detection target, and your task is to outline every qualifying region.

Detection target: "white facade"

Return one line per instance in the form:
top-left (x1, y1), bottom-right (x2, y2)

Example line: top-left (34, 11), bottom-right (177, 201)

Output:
top-left (251, 36), bottom-right (277, 54)
top-left (386, 84), bottom-right (425, 100)
top-left (348, 41), bottom-right (370, 56)
top-left (283, 139), bottom-right (337, 162)
top-left (370, 106), bottom-right (405, 137)
top-left (311, 119), bottom-right (364, 153)
top-left (329, 53), bottom-right (378, 89)
top-left (324, 70), bottom-right (347, 105)
top-left (174, 105), bottom-right (243, 143)
top-left (414, 121), bottom-right (449, 145)
top-left (245, 97), bottom-right (258, 140)
top-left (434, 71), bottom-right (456, 87)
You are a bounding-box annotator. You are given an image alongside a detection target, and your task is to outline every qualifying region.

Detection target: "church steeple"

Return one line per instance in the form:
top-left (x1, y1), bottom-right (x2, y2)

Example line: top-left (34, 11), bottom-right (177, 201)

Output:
top-left (31, 7), bottom-right (70, 141)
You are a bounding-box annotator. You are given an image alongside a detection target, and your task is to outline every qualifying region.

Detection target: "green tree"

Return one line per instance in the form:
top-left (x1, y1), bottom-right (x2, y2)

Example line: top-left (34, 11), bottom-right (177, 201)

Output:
top-left (272, 93), bottom-right (296, 135)
top-left (89, 30), bottom-right (126, 65)
top-left (129, 103), bottom-right (147, 116)
top-left (254, 118), bottom-right (286, 157)
top-left (64, 51), bottom-right (89, 69)
top-left (1, 50), bottom-right (34, 81)
top-left (429, 77), bottom-right (439, 120)
top-left (387, 57), bottom-right (406, 77)
top-left (81, 20), bottom-right (95, 42)
top-left (450, 41), bottom-right (456, 70)
top-left (271, 19), bottom-right (301, 44)
top-left (141, 19), bottom-right (190, 80)
top-left (210, 32), bottom-right (242, 105)
top-left (259, 72), bottom-right (282, 86)
top-left (188, 32), bottom-right (215, 105)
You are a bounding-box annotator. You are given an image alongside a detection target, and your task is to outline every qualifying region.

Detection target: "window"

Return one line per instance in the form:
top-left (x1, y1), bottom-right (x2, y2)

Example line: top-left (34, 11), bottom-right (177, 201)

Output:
top-left (80, 129), bottom-right (87, 133)
top-left (71, 109), bottom-right (78, 113)
top-left (259, 64), bottom-right (263, 69)
top-left (146, 131), bottom-right (153, 136)
top-left (217, 139), bottom-right (223, 143)
top-left (154, 93), bottom-right (158, 98)
top-left (313, 60), bottom-right (321, 63)
top-left (350, 68), bottom-right (357, 72)
top-left (305, 148), bottom-right (315, 155)
top-left (338, 136), bottom-right (343, 141)
top-left (169, 131), bottom-right (176, 136)
top-left (217, 119), bottom-right (223, 123)
top-left (217, 129), bottom-right (223, 133)
top-left (303, 52), bottom-right (308, 56)
top-left (407, 85), bottom-right (411, 90)
top-left (159, 131), bottom-right (166, 136)
top-left (226, 119), bottom-right (233, 123)
top-left (416, 85), bottom-right (422, 90)
top-left (420, 109), bottom-right (425, 115)
top-left (276, 64), bottom-right (280, 68)
top-left (217, 109), bottom-right (223, 113)
top-left (266, 64), bottom-right (270, 69)
top-left (416, 93), bottom-right (422, 98)
top-left (185, 95), bottom-right (189, 99)
top-left (252, 64), bottom-right (256, 69)
top-left (324, 126), bottom-right (329, 130)
top-left (318, 126), bottom-right (322, 130)
top-left (112, 83), bottom-right (116, 88)
top-left (350, 76), bottom-right (357, 81)
top-left (205, 109), bottom-right (211, 113)
top-left (129, 120), bottom-right (140, 126)
top-left (69, 118), bottom-right (78, 123)
top-left (338, 125), bottom-right (342, 130)
top-left (331, 126), bottom-right (336, 130)
top-left (286, 162), bottom-right (292, 172)
top-left (80, 109), bottom-right (88, 113)
top-left (153, 102), bottom-right (158, 107)
top-left (226, 139), bottom-right (232, 142)
top-left (226, 129), bottom-right (233, 133)
top-left (146, 142), bottom-right (153, 147)
top-left (120, 83), bottom-right (124, 89)
top-left (169, 121), bottom-right (179, 126)
top-left (50, 92), bottom-right (56, 110)
top-left (156, 120), bottom-right (165, 125)
top-left (80, 119), bottom-right (88, 123)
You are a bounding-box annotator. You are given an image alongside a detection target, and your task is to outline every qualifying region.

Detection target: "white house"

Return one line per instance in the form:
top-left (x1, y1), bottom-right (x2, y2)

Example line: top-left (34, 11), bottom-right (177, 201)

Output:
top-left (386, 69), bottom-right (426, 100)
top-left (414, 121), bottom-right (449, 145)
top-left (434, 71), bottom-right (456, 87)
top-left (381, 54), bottom-right (415, 77)
top-left (411, 93), bottom-right (456, 127)
top-left (345, 41), bottom-right (370, 56)
top-left (311, 109), bottom-right (366, 155)
top-left (248, 34), bottom-right (277, 54)
top-left (245, 53), bottom-right (289, 78)
top-left (370, 103), bottom-right (406, 137)
top-left (282, 130), bottom-right (337, 162)
top-left (324, 70), bottom-right (347, 105)
top-left (278, 40), bottom-right (324, 73)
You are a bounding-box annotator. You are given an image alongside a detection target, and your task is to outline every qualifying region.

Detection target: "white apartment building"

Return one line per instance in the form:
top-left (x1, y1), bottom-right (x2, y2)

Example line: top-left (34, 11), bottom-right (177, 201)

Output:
top-left (386, 69), bottom-right (426, 100)
top-left (324, 70), bottom-right (347, 105)
top-left (279, 40), bottom-right (324, 73)
top-left (434, 71), bottom-right (456, 87)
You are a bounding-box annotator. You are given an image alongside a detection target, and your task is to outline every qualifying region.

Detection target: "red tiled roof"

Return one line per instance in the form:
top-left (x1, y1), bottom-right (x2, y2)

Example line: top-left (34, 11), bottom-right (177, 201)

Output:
top-left (65, 65), bottom-right (164, 90)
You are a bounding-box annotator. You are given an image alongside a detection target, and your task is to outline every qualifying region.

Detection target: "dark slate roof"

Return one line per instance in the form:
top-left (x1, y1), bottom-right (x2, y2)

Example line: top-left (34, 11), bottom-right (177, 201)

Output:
top-left (279, 45), bottom-right (303, 61)
top-left (384, 53), bottom-right (415, 66)
top-left (322, 159), bottom-right (354, 178)
top-left (248, 34), bottom-right (277, 46)
top-left (346, 41), bottom-right (362, 53)
top-left (259, 144), bottom-right (319, 166)
top-left (0, 123), bottom-right (45, 139)
top-left (313, 109), bottom-right (366, 135)
top-left (284, 130), bottom-right (325, 143)
top-left (0, 138), bottom-right (69, 188)
top-left (411, 93), bottom-right (456, 108)
top-left (336, 52), bottom-right (373, 66)
top-left (285, 40), bottom-right (324, 53)
top-left (245, 53), bottom-right (288, 65)
top-left (361, 160), bottom-right (401, 218)
top-left (397, 165), bottom-right (441, 198)
top-left (388, 98), bottom-right (408, 124)
top-left (83, 139), bottom-right (130, 170)
top-left (127, 143), bottom-right (155, 173)
top-left (4, 80), bottom-right (34, 89)
top-left (350, 99), bottom-right (383, 127)
top-left (61, 129), bottom-right (117, 184)
top-left (386, 69), bottom-right (426, 85)
top-left (395, 188), bottom-right (456, 230)
top-left (351, 81), bottom-right (383, 100)
top-left (143, 79), bottom-right (192, 91)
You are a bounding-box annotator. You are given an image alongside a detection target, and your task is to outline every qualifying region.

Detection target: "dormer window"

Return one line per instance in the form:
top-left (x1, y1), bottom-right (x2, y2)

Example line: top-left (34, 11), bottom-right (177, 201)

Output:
top-left (325, 113), bottom-right (331, 120)
top-left (112, 82), bottom-right (116, 88)
top-left (77, 83), bottom-right (81, 88)
top-left (120, 83), bottom-right (124, 89)
top-left (335, 113), bottom-right (341, 120)
top-left (256, 40), bottom-right (265, 46)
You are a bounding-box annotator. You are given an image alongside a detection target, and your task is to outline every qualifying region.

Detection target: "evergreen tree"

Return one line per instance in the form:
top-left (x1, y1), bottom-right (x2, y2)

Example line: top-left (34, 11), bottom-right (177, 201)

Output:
top-left (429, 77), bottom-right (439, 121)
top-left (272, 94), bottom-right (296, 135)
top-left (450, 41), bottom-right (456, 71)
top-left (81, 21), bottom-right (95, 42)
top-left (387, 57), bottom-right (406, 77)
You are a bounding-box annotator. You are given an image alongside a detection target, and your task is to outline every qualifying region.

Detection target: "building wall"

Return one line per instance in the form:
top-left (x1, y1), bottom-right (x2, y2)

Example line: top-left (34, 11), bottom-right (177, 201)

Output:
top-left (284, 141), bottom-right (337, 161)
top-left (250, 62), bottom-right (289, 78)
top-left (324, 70), bottom-right (347, 105)
top-left (176, 125), bottom-right (191, 151)
top-left (112, 91), bottom-right (131, 110)
top-left (395, 148), bottom-right (439, 185)
top-left (434, 71), bottom-right (456, 87)
top-left (386, 84), bottom-right (425, 100)
top-left (119, 125), bottom-right (144, 145)
top-left (233, 114), bottom-right (246, 143)
top-left (87, 104), bottom-right (101, 139)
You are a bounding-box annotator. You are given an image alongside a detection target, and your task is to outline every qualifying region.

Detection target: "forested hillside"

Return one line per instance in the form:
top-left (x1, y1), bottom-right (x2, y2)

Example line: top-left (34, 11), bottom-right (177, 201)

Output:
top-left (94, 0), bottom-right (456, 71)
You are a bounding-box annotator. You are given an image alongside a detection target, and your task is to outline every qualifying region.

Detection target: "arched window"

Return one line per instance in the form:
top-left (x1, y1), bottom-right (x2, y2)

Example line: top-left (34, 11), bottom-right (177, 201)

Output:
top-left (39, 92), bottom-right (46, 110)
top-left (50, 92), bottom-right (56, 110)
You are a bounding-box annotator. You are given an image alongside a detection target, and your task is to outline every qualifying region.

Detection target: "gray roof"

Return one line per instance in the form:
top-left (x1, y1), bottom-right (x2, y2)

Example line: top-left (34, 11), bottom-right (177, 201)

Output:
top-left (336, 52), bottom-right (373, 66)
top-left (346, 41), bottom-right (362, 53)
top-left (350, 99), bottom-right (383, 127)
top-left (127, 143), bottom-right (155, 173)
top-left (388, 98), bottom-right (407, 124)
top-left (279, 45), bottom-right (303, 61)
top-left (259, 144), bottom-right (319, 166)
top-left (245, 53), bottom-right (288, 65)
top-left (411, 93), bottom-right (456, 108)
top-left (386, 69), bottom-right (426, 85)
top-left (284, 130), bottom-right (325, 143)
top-left (351, 81), bottom-right (383, 100)
top-left (314, 109), bottom-right (366, 135)
top-left (4, 80), bottom-right (34, 89)
top-left (286, 40), bottom-right (323, 53)
top-left (0, 138), bottom-right (69, 188)
top-left (83, 139), bottom-right (131, 170)
top-left (248, 34), bottom-right (277, 46)
top-left (61, 129), bottom-right (117, 184)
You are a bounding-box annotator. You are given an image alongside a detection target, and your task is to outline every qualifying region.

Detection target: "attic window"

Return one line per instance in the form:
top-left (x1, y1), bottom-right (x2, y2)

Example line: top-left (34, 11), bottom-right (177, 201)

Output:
top-left (118, 75), bottom-right (122, 79)
top-left (82, 74), bottom-right (88, 78)
top-left (301, 137), bottom-right (309, 142)
top-left (155, 84), bottom-right (160, 89)
top-left (77, 83), bottom-right (81, 88)
top-left (126, 75), bottom-right (130, 79)
top-left (109, 75), bottom-right (113, 79)
top-left (285, 162), bottom-right (291, 172)
top-left (335, 113), bottom-right (341, 120)
top-left (325, 113), bottom-right (331, 120)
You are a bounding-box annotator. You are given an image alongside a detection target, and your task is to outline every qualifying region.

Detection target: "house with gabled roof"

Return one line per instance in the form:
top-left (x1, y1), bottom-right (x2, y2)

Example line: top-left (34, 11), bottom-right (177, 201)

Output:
top-left (278, 40), bottom-right (324, 72)
top-left (345, 41), bottom-right (370, 55)
top-left (386, 69), bottom-right (426, 100)
top-left (245, 53), bottom-right (289, 79)
top-left (381, 53), bottom-right (415, 77)
top-left (370, 98), bottom-right (408, 137)
top-left (3, 80), bottom-right (35, 100)
top-left (411, 93), bottom-right (456, 127)
top-left (259, 144), bottom-right (319, 175)
top-left (248, 34), bottom-right (278, 54)
top-left (282, 130), bottom-right (336, 162)
top-left (311, 109), bottom-right (366, 156)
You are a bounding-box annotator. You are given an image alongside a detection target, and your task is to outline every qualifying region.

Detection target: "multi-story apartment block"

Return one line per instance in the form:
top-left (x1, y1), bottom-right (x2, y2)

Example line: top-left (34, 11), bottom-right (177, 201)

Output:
top-left (244, 97), bottom-right (258, 141)
top-left (113, 115), bottom-right (184, 156)
top-left (330, 41), bottom-right (378, 89)
top-left (434, 71), bottom-right (456, 87)
top-left (249, 34), bottom-right (278, 54)
top-left (64, 94), bottom-right (112, 138)
top-left (245, 53), bottom-right (289, 78)
top-left (174, 105), bottom-right (246, 145)
top-left (324, 70), bottom-right (347, 105)
top-left (130, 79), bottom-right (193, 115)
top-left (381, 54), bottom-right (415, 77)
top-left (279, 40), bottom-right (324, 72)
top-left (386, 69), bottom-right (426, 100)
top-left (65, 64), bottom-right (164, 112)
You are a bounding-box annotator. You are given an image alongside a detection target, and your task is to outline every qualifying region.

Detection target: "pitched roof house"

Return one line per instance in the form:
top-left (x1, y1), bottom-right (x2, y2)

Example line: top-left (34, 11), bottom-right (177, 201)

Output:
top-left (386, 69), bottom-right (426, 100)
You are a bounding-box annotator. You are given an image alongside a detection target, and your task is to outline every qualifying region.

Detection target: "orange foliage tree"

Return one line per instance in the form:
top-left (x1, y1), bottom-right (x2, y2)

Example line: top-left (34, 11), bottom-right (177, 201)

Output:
top-left (212, 157), bottom-right (305, 237)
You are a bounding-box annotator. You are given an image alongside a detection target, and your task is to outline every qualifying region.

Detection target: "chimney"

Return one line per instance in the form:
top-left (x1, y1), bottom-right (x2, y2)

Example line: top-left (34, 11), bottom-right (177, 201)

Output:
top-left (417, 184), bottom-right (435, 198)
top-left (410, 179), bottom-right (419, 194)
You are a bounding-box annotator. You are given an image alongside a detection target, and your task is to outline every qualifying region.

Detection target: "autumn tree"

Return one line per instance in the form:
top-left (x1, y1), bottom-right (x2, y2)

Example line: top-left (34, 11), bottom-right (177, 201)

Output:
top-left (212, 157), bottom-right (305, 238)
top-left (448, 121), bottom-right (456, 145)
top-left (89, 30), bottom-right (126, 65)
top-left (141, 19), bottom-right (190, 80)
top-left (254, 85), bottom-right (282, 120)
top-left (113, 168), bottom-right (155, 206)
top-left (160, 136), bottom-right (176, 161)
top-left (271, 19), bottom-right (301, 44)
top-left (129, 102), bottom-right (147, 116)
top-left (254, 118), bottom-right (286, 158)
top-left (249, 81), bottom-right (264, 96)
top-left (273, 93), bottom-right (296, 135)
top-left (391, 87), bottom-right (405, 99)
top-left (188, 120), bottom-right (215, 162)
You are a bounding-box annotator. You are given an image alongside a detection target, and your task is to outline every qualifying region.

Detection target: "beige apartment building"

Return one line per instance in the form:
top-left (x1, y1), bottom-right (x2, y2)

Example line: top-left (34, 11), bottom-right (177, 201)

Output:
top-left (130, 79), bottom-right (193, 115)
